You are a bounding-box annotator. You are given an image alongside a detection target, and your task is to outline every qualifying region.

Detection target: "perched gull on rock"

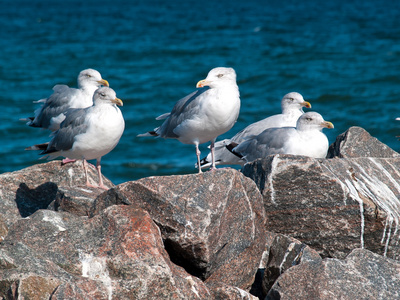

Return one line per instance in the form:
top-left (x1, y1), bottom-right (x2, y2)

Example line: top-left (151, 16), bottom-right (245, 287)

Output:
top-left (24, 68), bottom-right (109, 131)
top-left (227, 111), bottom-right (334, 163)
top-left (138, 67), bottom-right (240, 172)
top-left (200, 92), bottom-right (311, 168)
top-left (27, 87), bottom-right (125, 190)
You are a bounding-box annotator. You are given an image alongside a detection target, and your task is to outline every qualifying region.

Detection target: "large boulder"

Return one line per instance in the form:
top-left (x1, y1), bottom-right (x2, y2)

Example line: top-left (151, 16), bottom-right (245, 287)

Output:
top-left (0, 206), bottom-right (212, 299)
top-left (262, 234), bottom-right (321, 295)
top-left (242, 154), bottom-right (400, 260)
top-left (266, 248), bottom-right (400, 300)
top-left (0, 161), bottom-right (114, 228)
top-left (327, 126), bottom-right (400, 158)
top-left (92, 169), bottom-right (266, 291)
top-left (207, 282), bottom-right (259, 299)
top-left (0, 164), bottom-right (268, 299)
top-left (3, 126), bottom-right (399, 299)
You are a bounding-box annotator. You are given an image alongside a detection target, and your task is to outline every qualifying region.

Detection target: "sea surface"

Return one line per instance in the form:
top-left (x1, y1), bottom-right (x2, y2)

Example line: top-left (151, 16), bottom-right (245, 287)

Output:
top-left (1, 0), bottom-right (400, 184)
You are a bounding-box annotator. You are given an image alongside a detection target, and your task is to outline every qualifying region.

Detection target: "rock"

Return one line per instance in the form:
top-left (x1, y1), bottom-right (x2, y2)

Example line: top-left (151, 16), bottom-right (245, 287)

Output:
top-left (206, 282), bottom-right (259, 299)
top-left (248, 231), bottom-right (278, 299)
top-left (0, 241), bottom-right (76, 298)
top-left (0, 217), bottom-right (7, 242)
top-left (100, 169), bottom-right (266, 291)
top-left (262, 234), bottom-right (321, 296)
top-left (0, 206), bottom-right (212, 299)
top-left (266, 248), bottom-right (400, 300)
top-left (89, 187), bottom-right (132, 217)
top-left (327, 126), bottom-right (400, 158)
top-left (259, 231), bottom-right (280, 269)
top-left (49, 279), bottom-right (112, 300)
top-left (242, 154), bottom-right (400, 260)
top-left (49, 186), bottom-right (105, 217)
top-left (0, 275), bottom-right (61, 300)
top-left (0, 161), bottom-right (114, 227)
top-left (3, 126), bottom-right (399, 299)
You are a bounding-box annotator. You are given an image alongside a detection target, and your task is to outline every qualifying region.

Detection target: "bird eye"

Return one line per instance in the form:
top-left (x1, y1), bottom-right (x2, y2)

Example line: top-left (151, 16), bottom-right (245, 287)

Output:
top-left (100, 92), bottom-right (106, 97)
top-left (86, 74), bottom-right (92, 78)
top-left (289, 98), bottom-right (294, 101)
top-left (217, 74), bottom-right (224, 78)
top-left (306, 117), bottom-right (312, 121)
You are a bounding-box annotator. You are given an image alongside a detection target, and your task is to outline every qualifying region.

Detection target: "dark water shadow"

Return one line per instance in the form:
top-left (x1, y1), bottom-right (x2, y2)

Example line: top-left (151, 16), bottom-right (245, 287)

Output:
top-left (15, 182), bottom-right (58, 217)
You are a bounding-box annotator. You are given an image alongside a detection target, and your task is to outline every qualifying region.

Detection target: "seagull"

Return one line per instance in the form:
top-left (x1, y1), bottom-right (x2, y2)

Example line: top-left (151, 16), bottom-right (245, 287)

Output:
top-left (27, 87), bottom-right (125, 190)
top-left (138, 67), bottom-right (240, 172)
top-left (227, 112), bottom-right (334, 162)
top-left (199, 92), bottom-right (311, 168)
top-left (24, 68), bottom-right (109, 132)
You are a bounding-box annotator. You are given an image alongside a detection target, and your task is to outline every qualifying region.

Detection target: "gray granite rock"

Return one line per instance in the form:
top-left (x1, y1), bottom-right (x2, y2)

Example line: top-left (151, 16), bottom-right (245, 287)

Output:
top-left (267, 248), bottom-right (400, 300)
top-left (0, 206), bottom-right (213, 299)
top-left (0, 161), bottom-right (113, 227)
top-left (327, 126), bottom-right (400, 158)
top-left (242, 155), bottom-right (400, 261)
top-left (262, 234), bottom-right (322, 295)
top-left (102, 169), bottom-right (266, 291)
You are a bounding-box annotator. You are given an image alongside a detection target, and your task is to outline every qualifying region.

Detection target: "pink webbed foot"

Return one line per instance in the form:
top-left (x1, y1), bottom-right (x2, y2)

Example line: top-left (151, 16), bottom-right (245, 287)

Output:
top-left (85, 180), bottom-right (109, 190)
top-left (62, 158), bottom-right (76, 165)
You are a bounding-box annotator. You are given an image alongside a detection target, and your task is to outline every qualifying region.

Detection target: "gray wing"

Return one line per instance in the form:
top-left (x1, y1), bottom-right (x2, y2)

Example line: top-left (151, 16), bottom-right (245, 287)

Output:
top-left (234, 127), bottom-right (294, 161)
top-left (30, 85), bottom-right (77, 128)
top-left (155, 112), bottom-right (171, 120)
top-left (156, 88), bottom-right (209, 138)
top-left (230, 114), bottom-right (286, 143)
top-left (42, 107), bottom-right (89, 153)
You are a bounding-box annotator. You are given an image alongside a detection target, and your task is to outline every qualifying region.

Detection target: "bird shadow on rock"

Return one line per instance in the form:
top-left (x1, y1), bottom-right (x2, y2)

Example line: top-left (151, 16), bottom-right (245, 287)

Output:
top-left (15, 182), bottom-right (59, 218)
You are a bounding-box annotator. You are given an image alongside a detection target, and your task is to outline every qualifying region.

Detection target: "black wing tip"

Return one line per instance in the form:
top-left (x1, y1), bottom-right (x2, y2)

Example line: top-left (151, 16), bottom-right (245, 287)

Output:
top-left (25, 142), bottom-right (49, 152)
top-left (199, 156), bottom-right (209, 166)
top-left (149, 131), bottom-right (158, 136)
top-left (137, 131), bottom-right (159, 137)
top-left (225, 142), bottom-right (243, 158)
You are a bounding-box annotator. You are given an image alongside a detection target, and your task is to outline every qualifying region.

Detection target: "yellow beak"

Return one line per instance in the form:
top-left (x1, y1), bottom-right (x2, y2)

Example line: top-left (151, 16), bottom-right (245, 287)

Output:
top-left (196, 79), bottom-right (210, 88)
top-left (302, 101), bottom-right (312, 108)
top-left (112, 98), bottom-right (123, 106)
top-left (322, 121), bottom-right (334, 129)
top-left (98, 79), bottom-right (109, 87)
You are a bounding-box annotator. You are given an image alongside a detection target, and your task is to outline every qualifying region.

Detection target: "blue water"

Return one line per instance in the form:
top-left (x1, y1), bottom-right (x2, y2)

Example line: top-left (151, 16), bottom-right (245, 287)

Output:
top-left (2, 0), bottom-right (400, 184)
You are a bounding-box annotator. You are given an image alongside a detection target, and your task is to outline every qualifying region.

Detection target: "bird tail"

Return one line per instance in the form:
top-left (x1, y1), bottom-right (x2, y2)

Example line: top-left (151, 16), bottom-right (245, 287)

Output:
top-left (25, 143), bottom-right (49, 151)
top-left (137, 131), bottom-right (159, 137)
top-left (19, 117), bottom-right (37, 126)
top-left (225, 142), bottom-right (243, 158)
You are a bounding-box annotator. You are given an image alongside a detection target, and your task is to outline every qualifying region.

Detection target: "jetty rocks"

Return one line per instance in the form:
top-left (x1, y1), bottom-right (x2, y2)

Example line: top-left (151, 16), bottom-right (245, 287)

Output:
top-left (1, 126), bottom-right (400, 300)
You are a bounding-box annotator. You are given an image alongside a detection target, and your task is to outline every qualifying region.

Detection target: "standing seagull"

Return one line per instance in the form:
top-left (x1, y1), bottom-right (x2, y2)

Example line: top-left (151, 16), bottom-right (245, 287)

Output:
top-left (27, 87), bottom-right (125, 190)
top-left (199, 92), bottom-right (311, 168)
top-left (138, 67), bottom-right (240, 172)
top-left (228, 112), bottom-right (334, 162)
top-left (24, 68), bottom-right (109, 131)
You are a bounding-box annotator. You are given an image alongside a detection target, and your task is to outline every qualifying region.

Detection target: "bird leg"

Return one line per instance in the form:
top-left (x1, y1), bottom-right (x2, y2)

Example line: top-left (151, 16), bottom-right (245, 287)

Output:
top-left (95, 158), bottom-right (108, 190)
top-left (82, 159), bottom-right (107, 190)
top-left (209, 140), bottom-right (217, 171)
top-left (83, 159), bottom-right (96, 188)
top-left (195, 143), bottom-right (202, 174)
